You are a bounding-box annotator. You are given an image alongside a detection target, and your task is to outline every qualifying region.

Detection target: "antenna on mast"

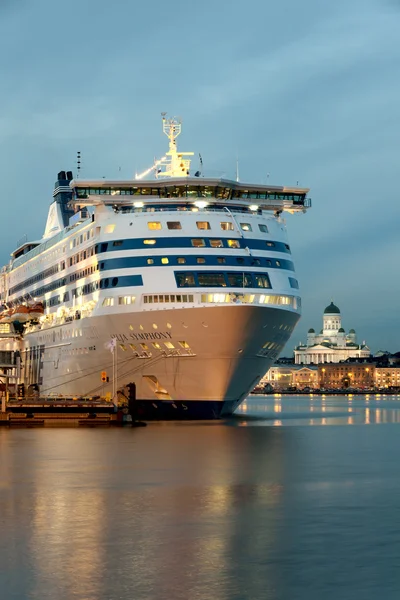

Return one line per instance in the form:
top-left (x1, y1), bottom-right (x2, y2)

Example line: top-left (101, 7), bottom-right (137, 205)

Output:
top-left (236, 156), bottom-right (240, 182)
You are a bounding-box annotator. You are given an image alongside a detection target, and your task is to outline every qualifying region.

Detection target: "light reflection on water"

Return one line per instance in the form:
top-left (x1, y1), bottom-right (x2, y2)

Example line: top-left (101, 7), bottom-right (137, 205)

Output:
top-left (1, 396), bottom-right (400, 599)
top-left (236, 394), bottom-right (400, 426)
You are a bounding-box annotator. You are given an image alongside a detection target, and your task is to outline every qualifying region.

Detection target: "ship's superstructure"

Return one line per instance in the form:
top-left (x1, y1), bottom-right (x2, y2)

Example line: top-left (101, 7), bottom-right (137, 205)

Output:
top-left (0, 116), bottom-right (311, 418)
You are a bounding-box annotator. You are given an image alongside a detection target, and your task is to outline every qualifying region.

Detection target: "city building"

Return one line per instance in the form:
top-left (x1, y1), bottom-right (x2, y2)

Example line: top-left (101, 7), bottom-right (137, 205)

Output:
top-left (318, 363), bottom-right (375, 389)
top-left (375, 368), bottom-right (400, 389)
top-left (261, 365), bottom-right (319, 390)
top-left (294, 301), bottom-right (370, 364)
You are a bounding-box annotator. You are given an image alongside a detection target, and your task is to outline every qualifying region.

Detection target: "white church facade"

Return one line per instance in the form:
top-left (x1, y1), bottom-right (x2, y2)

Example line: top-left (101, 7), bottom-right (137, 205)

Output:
top-left (294, 302), bottom-right (370, 365)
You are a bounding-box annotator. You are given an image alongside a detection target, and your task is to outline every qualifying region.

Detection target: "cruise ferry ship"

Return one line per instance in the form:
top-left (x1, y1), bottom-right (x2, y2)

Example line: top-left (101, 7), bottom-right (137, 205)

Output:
top-left (0, 116), bottom-right (311, 419)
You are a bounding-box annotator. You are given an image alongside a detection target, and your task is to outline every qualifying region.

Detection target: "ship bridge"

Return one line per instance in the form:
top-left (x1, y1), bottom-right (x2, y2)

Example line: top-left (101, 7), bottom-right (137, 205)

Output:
top-left (69, 178), bottom-right (311, 215)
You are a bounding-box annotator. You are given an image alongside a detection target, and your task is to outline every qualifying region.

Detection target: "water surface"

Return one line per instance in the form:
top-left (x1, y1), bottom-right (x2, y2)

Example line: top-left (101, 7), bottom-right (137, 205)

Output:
top-left (1, 394), bottom-right (400, 600)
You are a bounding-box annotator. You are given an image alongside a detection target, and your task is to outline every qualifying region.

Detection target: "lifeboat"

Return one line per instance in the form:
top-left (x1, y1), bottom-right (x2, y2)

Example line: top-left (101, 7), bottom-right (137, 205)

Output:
top-left (29, 302), bottom-right (44, 320)
top-left (10, 305), bottom-right (30, 323)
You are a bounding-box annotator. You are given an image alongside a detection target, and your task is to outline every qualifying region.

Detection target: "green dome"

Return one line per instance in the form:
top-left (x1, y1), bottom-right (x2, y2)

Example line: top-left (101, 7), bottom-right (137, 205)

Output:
top-left (349, 328), bottom-right (356, 334)
top-left (308, 328), bottom-right (315, 333)
top-left (338, 328), bottom-right (345, 333)
top-left (324, 302), bottom-right (340, 314)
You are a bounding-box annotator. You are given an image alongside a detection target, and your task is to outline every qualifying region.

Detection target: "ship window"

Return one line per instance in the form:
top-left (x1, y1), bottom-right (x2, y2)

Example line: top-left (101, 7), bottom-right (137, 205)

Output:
top-left (113, 240), bottom-right (123, 247)
top-left (140, 343), bottom-right (149, 350)
top-left (240, 223), bottom-right (252, 231)
top-left (177, 257), bottom-right (186, 264)
top-left (220, 222), bottom-right (234, 231)
top-left (227, 272), bottom-right (253, 288)
top-left (102, 297), bottom-right (114, 306)
top-left (210, 239), bottom-right (223, 248)
top-left (176, 295), bottom-right (182, 302)
top-left (143, 239), bottom-right (156, 245)
top-left (289, 277), bottom-right (299, 289)
top-left (285, 244), bottom-right (290, 251)
top-left (266, 242), bottom-right (275, 247)
top-left (161, 258), bottom-right (169, 264)
top-left (105, 224), bottom-right (116, 234)
top-left (227, 239), bottom-right (240, 248)
top-left (191, 239), bottom-right (206, 247)
top-left (147, 258), bottom-right (154, 264)
top-left (179, 341), bottom-right (190, 349)
top-left (266, 260), bottom-right (272, 266)
top-left (175, 272), bottom-right (196, 287)
top-left (167, 221), bottom-right (182, 229)
top-left (254, 274), bottom-right (271, 289)
top-left (197, 273), bottom-right (226, 287)
top-left (148, 221), bottom-right (162, 230)
top-left (111, 277), bottom-right (118, 286)
top-left (217, 257), bottom-right (226, 264)
top-left (164, 342), bottom-right (175, 349)
top-left (118, 296), bottom-right (136, 305)
top-left (276, 261), bottom-right (281, 267)
top-left (197, 257), bottom-right (206, 264)
top-left (196, 221), bottom-right (211, 230)
top-left (236, 257), bottom-right (245, 265)
top-left (152, 342), bottom-right (162, 350)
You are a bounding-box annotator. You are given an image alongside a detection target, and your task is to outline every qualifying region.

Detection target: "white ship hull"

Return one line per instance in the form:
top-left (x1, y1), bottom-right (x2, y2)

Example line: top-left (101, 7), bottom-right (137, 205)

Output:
top-left (19, 304), bottom-right (299, 418)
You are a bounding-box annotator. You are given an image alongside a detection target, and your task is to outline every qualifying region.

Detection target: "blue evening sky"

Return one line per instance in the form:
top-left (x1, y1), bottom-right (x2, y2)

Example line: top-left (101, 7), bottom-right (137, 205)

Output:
top-left (0, 0), bottom-right (399, 353)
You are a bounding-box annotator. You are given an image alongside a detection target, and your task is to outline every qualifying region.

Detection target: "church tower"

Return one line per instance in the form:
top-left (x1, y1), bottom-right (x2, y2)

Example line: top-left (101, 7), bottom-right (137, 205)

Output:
top-left (322, 302), bottom-right (342, 335)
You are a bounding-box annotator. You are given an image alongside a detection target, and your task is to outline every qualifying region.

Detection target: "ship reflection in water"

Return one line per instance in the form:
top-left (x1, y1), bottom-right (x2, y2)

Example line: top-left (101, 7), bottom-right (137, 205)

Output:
top-left (1, 395), bottom-right (400, 599)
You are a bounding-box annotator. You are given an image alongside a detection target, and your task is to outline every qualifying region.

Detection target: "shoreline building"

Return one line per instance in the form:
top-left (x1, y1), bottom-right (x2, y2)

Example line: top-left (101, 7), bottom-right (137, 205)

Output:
top-left (294, 302), bottom-right (370, 365)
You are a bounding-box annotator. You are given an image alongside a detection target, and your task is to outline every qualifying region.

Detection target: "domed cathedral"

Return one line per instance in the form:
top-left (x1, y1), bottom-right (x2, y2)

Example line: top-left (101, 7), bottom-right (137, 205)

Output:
top-left (294, 302), bottom-right (370, 365)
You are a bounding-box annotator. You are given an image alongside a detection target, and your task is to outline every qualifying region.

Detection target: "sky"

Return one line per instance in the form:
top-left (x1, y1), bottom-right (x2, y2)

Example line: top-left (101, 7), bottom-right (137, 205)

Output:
top-left (0, 0), bottom-right (399, 353)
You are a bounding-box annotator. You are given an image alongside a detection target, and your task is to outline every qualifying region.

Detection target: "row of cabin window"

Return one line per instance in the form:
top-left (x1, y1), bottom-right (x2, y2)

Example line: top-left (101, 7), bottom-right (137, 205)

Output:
top-left (70, 229), bottom-right (95, 250)
top-left (98, 239), bottom-right (285, 251)
top-left (143, 294), bottom-right (194, 304)
top-left (10, 263), bottom-right (61, 295)
top-left (147, 221), bottom-right (268, 232)
top-left (69, 246), bottom-right (96, 267)
top-left (175, 271), bottom-right (272, 289)
top-left (102, 295), bottom-right (136, 307)
top-left (141, 256), bottom-right (282, 267)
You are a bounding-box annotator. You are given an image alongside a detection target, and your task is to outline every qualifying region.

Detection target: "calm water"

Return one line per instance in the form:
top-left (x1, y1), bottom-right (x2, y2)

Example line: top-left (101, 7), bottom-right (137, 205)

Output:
top-left (1, 394), bottom-right (400, 600)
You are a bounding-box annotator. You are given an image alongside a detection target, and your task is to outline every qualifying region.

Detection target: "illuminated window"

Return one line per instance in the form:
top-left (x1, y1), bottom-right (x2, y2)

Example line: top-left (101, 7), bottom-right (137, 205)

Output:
top-left (177, 257), bottom-right (186, 264)
top-left (143, 239), bottom-right (156, 245)
top-left (140, 343), bottom-right (149, 350)
top-left (175, 273), bottom-right (196, 287)
top-left (118, 296), bottom-right (136, 305)
top-left (266, 242), bottom-right (275, 247)
top-left (148, 222), bottom-right (162, 230)
top-left (191, 239), bottom-right (206, 247)
top-left (196, 221), bottom-right (211, 230)
top-left (164, 342), bottom-right (175, 349)
top-left (179, 341), bottom-right (190, 349)
top-left (105, 224), bottom-right (116, 234)
top-left (210, 239), bottom-right (223, 248)
top-left (227, 239), bottom-right (240, 248)
top-left (217, 257), bottom-right (226, 264)
top-left (161, 257), bottom-right (169, 264)
top-left (240, 223), bottom-right (252, 231)
top-left (152, 323), bottom-right (158, 329)
top-left (102, 297), bottom-right (114, 306)
top-left (220, 222), bottom-right (234, 231)
top-left (152, 342), bottom-right (162, 350)
top-left (167, 221), bottom-right (182, 229)
top-left (147, 258), bottom-right (154, 264)
top-left (129, 344), bottom-right (137, 351)
top-left (197, 257), bottom-right (206, 264)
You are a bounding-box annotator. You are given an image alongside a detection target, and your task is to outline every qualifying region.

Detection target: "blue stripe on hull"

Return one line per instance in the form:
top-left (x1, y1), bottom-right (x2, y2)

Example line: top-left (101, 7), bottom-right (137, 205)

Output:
top-left (134, 399), bottom-right (237, 420)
